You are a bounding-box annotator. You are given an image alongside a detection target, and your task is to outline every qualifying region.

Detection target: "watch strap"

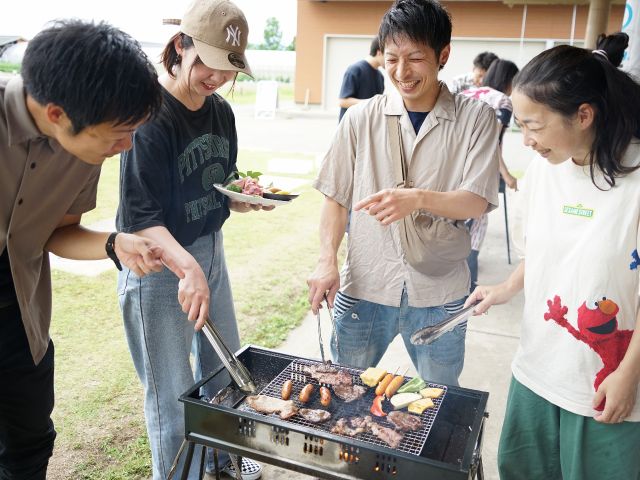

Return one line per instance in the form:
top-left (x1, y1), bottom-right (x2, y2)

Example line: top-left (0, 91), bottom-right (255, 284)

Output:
top-left (105, 232), bottom-right (122, 271)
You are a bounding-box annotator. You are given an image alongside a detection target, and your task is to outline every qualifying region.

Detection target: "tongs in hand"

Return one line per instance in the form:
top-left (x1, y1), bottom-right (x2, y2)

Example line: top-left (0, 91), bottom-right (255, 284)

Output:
top-left (202, 318), bottom-right (257, 395)
top-left (316, 293), bottom-right (339, 363)
top-left (410, 302), bottom-right (478, 346)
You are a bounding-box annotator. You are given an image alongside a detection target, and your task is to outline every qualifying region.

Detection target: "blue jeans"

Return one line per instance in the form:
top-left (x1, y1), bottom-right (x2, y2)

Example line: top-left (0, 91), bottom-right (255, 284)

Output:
top-left (331, 289), bottom-right (466, 386)
top-left (118, 232), bottom-right (239, 480)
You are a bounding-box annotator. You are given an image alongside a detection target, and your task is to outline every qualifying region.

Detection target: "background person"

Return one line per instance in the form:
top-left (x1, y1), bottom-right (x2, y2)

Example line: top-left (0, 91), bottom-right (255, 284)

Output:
top-left (460, 58), bottom-right (519, 291)
top-left (467, 45), bottom-right (640, 480)
top-left (338, 37), bottom-right (385, 122)
top-left (116, 1), bottom-right (266, 478)
top-left (451, 50), bottom-right (498, 94)
top-left (308, 0), bottom-right (500, 387)
top-left (0, 20), bottom-right (164, 479)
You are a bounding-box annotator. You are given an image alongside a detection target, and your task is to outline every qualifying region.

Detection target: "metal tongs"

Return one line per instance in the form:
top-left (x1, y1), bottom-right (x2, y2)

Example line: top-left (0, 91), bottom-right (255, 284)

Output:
top-left (316, 293), bottom-right (339, 363)
top-left (410, 301), bottom-right (478, 346)
top-left (202, 318), bottom-right (257, 395)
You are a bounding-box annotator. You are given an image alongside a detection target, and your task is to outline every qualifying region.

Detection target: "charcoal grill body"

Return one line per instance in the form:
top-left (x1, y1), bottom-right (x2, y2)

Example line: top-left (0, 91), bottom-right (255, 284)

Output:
top-left (181, 346), bottom-right (488, 480)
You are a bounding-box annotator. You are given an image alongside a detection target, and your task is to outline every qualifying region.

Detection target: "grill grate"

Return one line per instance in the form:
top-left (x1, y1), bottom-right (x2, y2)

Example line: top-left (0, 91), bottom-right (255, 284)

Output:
top-left (237, 358), bottom-right (446, 456)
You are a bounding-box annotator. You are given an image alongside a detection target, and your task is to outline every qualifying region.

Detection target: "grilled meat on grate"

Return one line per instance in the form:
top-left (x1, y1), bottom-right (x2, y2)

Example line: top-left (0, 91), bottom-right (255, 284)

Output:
top-left (303, 364), bottom-right (353, 386)
top-left (387, 411), bottom-right (422, 432)
top-left (299, 408), bottom-right (332, 423)
top-left (332, 384), bottom-right (367, 403)
top-left (246, 395), bottom-right (298, 419)
top-left (370, 423), bottom-right (405, 449)
top-left (331, 415), bottom-right (373, 437)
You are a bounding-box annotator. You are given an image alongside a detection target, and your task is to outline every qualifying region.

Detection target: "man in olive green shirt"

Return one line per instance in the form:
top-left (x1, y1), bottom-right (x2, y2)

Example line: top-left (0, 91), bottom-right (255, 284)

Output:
top-left (0, 20), bottom-right (169, 479)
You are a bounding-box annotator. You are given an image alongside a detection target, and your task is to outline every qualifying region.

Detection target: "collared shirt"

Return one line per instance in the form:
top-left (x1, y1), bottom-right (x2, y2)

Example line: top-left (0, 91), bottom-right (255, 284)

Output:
top-left (0, 76), bottom-right (100, 364)
top-left (313, 83), bottom-right (500, 308)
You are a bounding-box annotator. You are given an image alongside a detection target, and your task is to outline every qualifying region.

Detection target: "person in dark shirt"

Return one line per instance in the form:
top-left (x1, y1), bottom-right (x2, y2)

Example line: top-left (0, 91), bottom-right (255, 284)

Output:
top-left (338, 37), bottom-right (385, 121)
top-left (116, 1), bottom-right (267, 479)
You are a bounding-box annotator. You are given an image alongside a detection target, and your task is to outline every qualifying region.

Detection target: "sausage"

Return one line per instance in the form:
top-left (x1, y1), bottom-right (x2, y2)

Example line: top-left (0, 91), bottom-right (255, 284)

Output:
top-left (319, 386), bottom-right (331, 407)
top-left (375, 373), bottom-right (394, 397)
top-left (299, 384), bottom-right (315, 403)
top-left (281, 379), bottom-right (293, 400)
top-left (384, 375), bottom-right (405, 399)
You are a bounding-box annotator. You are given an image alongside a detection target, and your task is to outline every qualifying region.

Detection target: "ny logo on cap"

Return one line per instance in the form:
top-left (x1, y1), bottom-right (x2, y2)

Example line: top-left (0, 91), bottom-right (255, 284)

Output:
top-left (226, 25), bottom-right (241, 47)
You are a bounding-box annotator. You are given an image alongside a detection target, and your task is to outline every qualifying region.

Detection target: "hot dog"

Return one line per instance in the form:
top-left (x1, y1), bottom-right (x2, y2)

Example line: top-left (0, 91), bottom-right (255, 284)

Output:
top-left (319, 386), bottom-right (331, 407)
top-left (375, 373), bottom-right (394, 397)
top-left (299, 384), bottom-right (315, 403)
top-left (281, 379), bottom-right (293, 400)
top-left (384, 375), bottom-right (405, 399)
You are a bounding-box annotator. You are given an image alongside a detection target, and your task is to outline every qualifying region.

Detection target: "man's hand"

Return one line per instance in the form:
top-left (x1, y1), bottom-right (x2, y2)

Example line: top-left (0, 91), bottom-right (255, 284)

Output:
top-left (353, 188), bottom-right (418, 226)
top-left (307, 262), bottom-right (340, 315)
top-left (229, 199), bottom-right (275, 213)
top-left (593, 367), bottom-right (638, 423)
top-left (114, 233), bottom-right (163, 277)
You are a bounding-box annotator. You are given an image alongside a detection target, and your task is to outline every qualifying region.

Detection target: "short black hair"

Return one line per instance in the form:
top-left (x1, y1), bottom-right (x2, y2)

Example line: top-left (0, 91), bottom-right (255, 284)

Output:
top-left (22, 20), bottom-right (162, 134)
top-left (369, 37), bottom-right (381, 57)
top-left (482, 59), bottom-right (519, 93)
top-left (378, 0), bottom-right (452, 60)
top-left (473, 51), bottom-right (498, 71)
top-left (596, 32), bottom-right (629, 68)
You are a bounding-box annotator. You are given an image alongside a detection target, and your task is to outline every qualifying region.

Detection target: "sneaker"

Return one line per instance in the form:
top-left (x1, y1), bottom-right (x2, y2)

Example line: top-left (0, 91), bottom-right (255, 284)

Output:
top-left (221, 457), bottom-right (262, 480)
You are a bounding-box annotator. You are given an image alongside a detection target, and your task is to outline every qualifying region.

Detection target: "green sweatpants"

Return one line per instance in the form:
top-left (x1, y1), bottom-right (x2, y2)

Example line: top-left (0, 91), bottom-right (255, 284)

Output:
top-left (498, 377), bottom-right (640, 480)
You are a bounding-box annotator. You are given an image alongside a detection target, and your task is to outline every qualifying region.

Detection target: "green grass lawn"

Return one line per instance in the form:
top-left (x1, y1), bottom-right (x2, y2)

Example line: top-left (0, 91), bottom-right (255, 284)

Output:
top-left (50, 151), bottom-right (322, 478)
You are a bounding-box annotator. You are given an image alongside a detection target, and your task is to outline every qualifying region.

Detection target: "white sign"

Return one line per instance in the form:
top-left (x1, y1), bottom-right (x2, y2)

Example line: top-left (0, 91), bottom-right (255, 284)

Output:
top-left (622, 0), bottom-right (640, 78)
top-left (254, 80), bottom-right (279, 119)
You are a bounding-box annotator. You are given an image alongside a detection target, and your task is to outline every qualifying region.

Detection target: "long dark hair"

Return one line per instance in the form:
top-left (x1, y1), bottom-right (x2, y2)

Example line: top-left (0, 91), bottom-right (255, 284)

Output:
top-left (514, 45), bottom-right (640, 189)
top-left (596, 32), bottom-right (629, 68)
top-left (482, 59), bottom-right (519, 94)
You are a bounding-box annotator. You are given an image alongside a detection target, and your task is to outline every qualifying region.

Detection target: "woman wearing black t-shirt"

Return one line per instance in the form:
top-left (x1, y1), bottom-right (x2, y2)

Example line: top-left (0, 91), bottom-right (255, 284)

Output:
top-left (116, 1), bottom-right (267, 479)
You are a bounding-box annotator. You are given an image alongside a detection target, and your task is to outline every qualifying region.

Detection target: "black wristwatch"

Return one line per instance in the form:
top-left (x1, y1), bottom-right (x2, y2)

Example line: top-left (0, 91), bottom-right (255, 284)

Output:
top-left (105, 232), bottom-right (122, 271)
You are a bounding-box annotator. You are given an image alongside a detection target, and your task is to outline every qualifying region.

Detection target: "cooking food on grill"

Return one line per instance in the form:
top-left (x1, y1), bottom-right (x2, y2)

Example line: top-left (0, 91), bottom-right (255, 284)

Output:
top-left (385, 375), bottom-right (406, 398)
top-left (246, 395), bottom-right (298, 419)
top-left (319, 386), bottom-right (331, 407)
top-left (370, 395), bottom-right (387, 417)
top-left (419, 387), bottom-right (444, 399)
top-left (360, 367), bottom-right (387, 387)
top-left (375, 373), bottom-right (394, 396)
top-left (303, 364), bottom-right (353, 386)
top-left (281, 379), bottom-right (293, 400)
top-left (299, 384), bottom-right (315, 403)
top-left (370, 423), bottom-right (405, 449)
top-left (397, 377), bottom-right (426, 394)
top-left (408, 398), bottom-right (435, 415)
top-left (333, 384), bottom-right (367, 403)
top-left (387, 411), bottom-right (422, 432)
top-left (299, 408), bottom-right (332, 423)
top-left (331, 415), bottom-right (373, 437)
top-left (390, 392), bottom-right (422, 410)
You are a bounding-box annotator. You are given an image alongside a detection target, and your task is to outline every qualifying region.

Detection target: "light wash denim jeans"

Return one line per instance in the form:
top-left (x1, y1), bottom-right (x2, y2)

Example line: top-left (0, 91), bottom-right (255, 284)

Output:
top-left (331, 288), bottom-right (467, 386)
top-left (118, 232), bottom-right (239, 480)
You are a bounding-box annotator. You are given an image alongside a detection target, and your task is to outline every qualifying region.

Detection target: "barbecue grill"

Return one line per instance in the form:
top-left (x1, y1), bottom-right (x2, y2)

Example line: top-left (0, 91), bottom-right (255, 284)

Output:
top-left (179, 345), bottom-right (489, 480)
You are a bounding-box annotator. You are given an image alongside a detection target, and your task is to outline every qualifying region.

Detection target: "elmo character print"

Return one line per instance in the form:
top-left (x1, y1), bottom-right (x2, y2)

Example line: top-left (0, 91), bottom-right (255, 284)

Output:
top-left (544, 295), bottom-right (633, 411)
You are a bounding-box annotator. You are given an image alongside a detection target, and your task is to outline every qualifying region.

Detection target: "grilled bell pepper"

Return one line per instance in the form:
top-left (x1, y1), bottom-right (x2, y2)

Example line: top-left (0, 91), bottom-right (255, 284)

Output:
top-left (396, 377), bottom-right (426, 394)
top-left (370, 395), bottom-right (387, 417)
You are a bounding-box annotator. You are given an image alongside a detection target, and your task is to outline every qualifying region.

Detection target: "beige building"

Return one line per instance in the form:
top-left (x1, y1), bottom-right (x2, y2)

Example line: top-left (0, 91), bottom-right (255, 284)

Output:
top-left (295, 0), bottom-right (625, 108)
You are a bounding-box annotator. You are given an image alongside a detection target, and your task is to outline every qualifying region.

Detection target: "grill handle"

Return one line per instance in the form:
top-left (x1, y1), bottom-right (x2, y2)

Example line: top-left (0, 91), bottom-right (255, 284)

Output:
top-left (202, 319), bottom-right (257, 395)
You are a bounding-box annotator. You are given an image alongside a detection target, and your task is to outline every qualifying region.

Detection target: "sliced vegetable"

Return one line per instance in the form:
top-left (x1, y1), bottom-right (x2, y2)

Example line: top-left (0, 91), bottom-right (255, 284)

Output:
top-left (397, 377), bottom-right (426, 394)
top-left (370, 395), bottom-right (387, 417)
top-left (408, 398), bottom-right (435, 414)
top-left (226, 184), bottom-right (242, 193)
top-left (389, 392), bottom-right (422, 410)
top-left (419, 387), bottom-right (444, 399)
top-left (360, 367), bottom-right (387, 387)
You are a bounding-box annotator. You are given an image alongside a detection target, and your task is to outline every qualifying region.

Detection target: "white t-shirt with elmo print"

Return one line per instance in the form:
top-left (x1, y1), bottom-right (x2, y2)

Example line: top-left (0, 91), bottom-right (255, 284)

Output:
top-left (512, 141), bottom-right (640, 421)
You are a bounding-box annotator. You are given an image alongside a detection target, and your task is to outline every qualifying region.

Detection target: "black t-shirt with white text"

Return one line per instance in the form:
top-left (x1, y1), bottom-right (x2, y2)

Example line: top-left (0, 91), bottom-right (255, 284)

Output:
top-left (116, 88), bottom-right (237, 246)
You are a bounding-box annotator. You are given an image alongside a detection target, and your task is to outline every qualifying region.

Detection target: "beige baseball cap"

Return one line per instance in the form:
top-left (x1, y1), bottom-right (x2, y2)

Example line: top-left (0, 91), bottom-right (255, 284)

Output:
top-left (180, 0), bottom-right (252, 76)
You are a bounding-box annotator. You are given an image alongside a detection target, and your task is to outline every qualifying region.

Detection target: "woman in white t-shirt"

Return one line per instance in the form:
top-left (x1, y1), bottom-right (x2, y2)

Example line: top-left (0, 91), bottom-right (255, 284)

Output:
top-left (467, 45), bottom-right (640, 480)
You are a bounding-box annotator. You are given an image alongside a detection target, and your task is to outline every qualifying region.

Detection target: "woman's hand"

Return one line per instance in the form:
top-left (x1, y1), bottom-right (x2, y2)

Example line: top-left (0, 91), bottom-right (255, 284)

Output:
top-left (229, 199), bottom-right (275, 213)
top-left (593, 367), bottom-right (639, 423)
top-left (502, 171), bottom-right (518, 191)
top-left (177, 263), bottom-right (210, 331)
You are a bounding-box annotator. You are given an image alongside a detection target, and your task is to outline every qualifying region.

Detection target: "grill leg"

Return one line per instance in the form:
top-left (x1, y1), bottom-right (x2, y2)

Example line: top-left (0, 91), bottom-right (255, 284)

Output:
top-left (213, 449), bottom-right (221, 480)
top-left (179, 441), bottom-right (196, 480)
top-left (475, 456), bottom-right (485, 480)
top-left (198, 445), bottom-right (206, 480)
top-left (229, 454), bottom-right (243, 480)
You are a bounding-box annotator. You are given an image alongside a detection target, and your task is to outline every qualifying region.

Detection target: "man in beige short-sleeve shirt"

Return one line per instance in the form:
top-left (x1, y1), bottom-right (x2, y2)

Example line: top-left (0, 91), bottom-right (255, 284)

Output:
top-left (0, 21), bottom-right (170, 479)
top-left (307, 0), bottom-right (500, 386)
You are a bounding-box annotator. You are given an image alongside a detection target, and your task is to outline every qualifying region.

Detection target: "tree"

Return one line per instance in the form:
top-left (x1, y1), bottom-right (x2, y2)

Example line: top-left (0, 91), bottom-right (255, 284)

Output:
top-left (286, 36), bottom-right (296, 51)
top-left (262, 17), bottom-right (283, 50)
